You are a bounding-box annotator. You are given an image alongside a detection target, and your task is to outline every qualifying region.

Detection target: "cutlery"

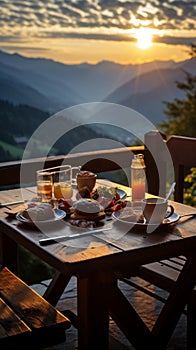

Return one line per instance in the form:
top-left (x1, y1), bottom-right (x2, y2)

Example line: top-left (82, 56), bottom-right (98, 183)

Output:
top-left (0, 200), bottom-right (25, 208)
top-left (39, 226), bottom-right (112, 246)
top-left (165, 182), bottom-right (176, 201)
top-left (179, 213), bottom-right (196, 219)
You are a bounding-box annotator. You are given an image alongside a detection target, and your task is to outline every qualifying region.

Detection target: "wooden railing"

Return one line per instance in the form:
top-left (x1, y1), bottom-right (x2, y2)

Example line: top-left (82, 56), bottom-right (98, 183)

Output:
top-left (0, 131), bottom-right (195, 203)
top-left (0, 146), bottom-right (144, 188)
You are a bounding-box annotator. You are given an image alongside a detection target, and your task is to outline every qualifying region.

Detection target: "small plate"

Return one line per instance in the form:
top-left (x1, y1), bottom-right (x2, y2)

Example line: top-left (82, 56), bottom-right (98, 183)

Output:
top-left (112, 211), bottom-right (180, 229)
top-left (16, 208), bottom-right (66, 225)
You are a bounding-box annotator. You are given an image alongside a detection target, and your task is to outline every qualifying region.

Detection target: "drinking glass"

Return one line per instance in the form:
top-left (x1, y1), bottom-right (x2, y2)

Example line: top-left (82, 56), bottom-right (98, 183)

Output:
top-left (71, 166), bottom-right (81, 186)
top-left (53, 166), bottom-right (73, 200)
top-left (37, 171), bottom-right (53, 203)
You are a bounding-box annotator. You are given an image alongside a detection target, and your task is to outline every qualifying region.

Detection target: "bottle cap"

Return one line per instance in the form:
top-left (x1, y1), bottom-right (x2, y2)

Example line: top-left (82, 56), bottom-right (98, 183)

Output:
top-left (132, 154), bottom-right (145, 168)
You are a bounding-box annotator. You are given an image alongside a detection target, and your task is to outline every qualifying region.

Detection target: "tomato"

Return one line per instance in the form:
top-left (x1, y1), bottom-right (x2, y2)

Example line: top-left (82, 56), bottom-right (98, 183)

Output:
top-left (58, 198), bottom-right (72, 212)
top-left (110, 203), bottom-right (123, 212)
top-left (106, 199), bottom-right (116, 208)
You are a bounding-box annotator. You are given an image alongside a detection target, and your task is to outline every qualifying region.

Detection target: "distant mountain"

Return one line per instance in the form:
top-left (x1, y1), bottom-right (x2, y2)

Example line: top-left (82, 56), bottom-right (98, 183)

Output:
top-left (0, 50), bottom-right (176, 114)
top-left (104, 59), bottom-right (195, 125)
top-left (0, 64), bottom-right (56, 112)
top-left (0, 50), bottom-right (195, 162)
top-left (0, 49), bottom-right (195, 129)
top-left (0, 58), bottom-right (82, 112)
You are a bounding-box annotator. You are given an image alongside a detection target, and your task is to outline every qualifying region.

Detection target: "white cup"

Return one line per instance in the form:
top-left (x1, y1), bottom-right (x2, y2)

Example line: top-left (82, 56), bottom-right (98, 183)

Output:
top-left (141, 197), bottom-right (174, 224)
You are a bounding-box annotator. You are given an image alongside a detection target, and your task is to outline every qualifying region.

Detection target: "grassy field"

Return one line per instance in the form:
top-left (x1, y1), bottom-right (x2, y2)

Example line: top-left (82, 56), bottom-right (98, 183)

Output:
top-left (0, 140), bottom-right (59, 161)
top-left (0, 141), bottom-right (25, 159)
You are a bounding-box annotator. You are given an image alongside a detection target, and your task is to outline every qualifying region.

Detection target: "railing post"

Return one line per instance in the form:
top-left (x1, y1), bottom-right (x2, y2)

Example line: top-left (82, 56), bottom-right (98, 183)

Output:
top-left (144, 130), bottom-right (167, 197)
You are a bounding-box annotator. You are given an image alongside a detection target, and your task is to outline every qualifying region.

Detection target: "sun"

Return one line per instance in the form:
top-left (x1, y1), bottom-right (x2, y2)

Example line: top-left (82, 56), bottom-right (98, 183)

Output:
top-left (135, 28), bottom-right (153, 50)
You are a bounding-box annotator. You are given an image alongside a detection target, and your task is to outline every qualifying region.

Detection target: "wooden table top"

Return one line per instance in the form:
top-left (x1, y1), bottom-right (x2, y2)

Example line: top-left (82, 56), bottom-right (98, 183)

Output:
top-left (0, 180), bottom-right (196, 277)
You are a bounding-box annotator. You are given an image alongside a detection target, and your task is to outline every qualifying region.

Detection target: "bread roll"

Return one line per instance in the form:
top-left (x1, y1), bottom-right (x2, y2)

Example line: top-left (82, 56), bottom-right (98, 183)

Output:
top-left (23, 203), bottom-right (55, 221)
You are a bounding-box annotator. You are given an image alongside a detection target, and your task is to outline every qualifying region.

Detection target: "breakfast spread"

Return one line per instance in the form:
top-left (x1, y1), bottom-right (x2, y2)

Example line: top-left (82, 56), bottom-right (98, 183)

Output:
top-left (55, 185), bottom-right (128, 228)
top-left (16, 169), bottom-right (130, 228)
top-left (23, 203), bottom-right (55, 221)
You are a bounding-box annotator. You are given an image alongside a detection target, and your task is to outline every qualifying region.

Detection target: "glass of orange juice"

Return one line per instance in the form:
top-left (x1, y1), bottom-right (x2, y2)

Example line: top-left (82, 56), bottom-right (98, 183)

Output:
top-left (53, 166), bottom-right (73, 200)
top-left (37, 170), bottom-right (53, 203)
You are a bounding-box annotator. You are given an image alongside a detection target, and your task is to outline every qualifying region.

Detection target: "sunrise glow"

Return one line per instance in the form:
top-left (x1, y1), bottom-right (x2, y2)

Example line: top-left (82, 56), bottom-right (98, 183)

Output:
top-left (135, 28), bottom-right (153, 50)
top-left (0, 0), bottom-right (195, 64)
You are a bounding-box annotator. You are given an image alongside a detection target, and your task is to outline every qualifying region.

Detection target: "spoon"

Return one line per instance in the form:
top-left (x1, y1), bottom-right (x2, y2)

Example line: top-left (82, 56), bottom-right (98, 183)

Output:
top-left (166, 182), bottom-right (176, 201)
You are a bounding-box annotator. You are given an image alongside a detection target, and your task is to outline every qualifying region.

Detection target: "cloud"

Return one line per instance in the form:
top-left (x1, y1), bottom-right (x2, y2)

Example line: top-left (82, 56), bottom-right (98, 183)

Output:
top-left (154, 35), bottom-right (196, 46)
top-left (0, 45), bottom-right (49, 52)
top-left (37, 31), bottom-right (136, 42)
top-left (0, 0), bottom-right (195, 44)
top-left (33, 30), bottom-right (195, 47)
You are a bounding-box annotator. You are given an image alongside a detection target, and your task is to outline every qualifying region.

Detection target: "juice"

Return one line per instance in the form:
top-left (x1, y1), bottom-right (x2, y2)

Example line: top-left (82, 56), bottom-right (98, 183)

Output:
top-left (37, 181), bottom-right (52, 202)
top-left (131, 154), bottom-right (146, 205)
top-left (132, 181), bottom-right (146, 201)
top-left (54, 182), bottom-right (73, 199)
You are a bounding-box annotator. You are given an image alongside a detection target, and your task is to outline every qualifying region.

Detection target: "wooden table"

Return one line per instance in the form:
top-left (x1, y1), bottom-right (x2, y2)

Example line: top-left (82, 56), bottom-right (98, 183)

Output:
top-left (0, 180), bottom-right (196, 349)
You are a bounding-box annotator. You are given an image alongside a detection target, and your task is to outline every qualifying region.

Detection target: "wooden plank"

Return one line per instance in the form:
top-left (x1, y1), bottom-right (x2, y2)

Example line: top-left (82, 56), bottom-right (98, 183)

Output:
top-left (0, 297), bottom-right (31, 342)
top-left (0, 267), bottom-right (70, 348)
top-left (139, 262), bottom-right (181, 291)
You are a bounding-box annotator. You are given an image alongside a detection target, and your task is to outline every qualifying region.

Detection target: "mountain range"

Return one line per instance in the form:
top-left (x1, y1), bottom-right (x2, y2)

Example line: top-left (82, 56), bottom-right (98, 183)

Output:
top-left (0, 49), bottom-right (194, 126)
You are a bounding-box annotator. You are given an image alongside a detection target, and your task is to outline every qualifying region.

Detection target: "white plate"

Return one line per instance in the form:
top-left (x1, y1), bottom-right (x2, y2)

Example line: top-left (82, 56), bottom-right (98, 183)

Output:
top-left (16, 208), bottom-right (66, 225)
top-left (112, 211), bottom-right (180, 229)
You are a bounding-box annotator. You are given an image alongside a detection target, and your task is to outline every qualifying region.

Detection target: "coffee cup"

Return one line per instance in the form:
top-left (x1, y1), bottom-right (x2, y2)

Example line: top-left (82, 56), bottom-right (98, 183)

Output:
top-left (141, 197), bottom-right (174, 224)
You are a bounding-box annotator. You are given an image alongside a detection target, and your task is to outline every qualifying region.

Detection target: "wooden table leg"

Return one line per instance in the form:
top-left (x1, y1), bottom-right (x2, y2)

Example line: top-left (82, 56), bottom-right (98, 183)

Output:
top-left (77, 272), bottom-right (110, 350)
top-left (43, 271), bottom-right (71, 306)
top-left (106, 278), bottom-right (156, 350)
top-left (0, 232), bottom-right (18, 274)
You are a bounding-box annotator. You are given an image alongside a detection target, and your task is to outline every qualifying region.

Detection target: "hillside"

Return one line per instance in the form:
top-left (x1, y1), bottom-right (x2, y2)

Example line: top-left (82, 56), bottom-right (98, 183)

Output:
top-left (0, 99), bottom-right (104, 162)
top-left (0, 50), bottom-right (195, 162)
top-left (104, 59), bottom-right (195, 125)
top-left (0, 50), bottom-right (175, 113)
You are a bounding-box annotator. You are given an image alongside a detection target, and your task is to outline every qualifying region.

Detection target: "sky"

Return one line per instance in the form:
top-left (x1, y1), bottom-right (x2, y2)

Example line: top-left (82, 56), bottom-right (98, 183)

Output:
top-left (0, 0), bottom-right (195, 64)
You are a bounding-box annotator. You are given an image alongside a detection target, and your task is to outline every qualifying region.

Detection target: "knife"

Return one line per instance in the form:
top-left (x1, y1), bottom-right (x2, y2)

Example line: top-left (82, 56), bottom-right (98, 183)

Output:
top-left (0, 200), bottom-right (25, 208)
top-left (39, 226), bottom-right (112, 246)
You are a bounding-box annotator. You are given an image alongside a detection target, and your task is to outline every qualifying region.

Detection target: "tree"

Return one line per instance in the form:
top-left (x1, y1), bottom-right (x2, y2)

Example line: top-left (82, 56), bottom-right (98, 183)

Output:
top-left (159, 71), bottom-right (196, 137)
top-left (159, 45), bottom-right (196, 206)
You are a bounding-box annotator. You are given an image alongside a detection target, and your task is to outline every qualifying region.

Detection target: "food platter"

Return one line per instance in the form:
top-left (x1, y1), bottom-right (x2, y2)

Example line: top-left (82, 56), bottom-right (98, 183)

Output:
top-left (16, 208), bottom-right (66, 226)
top-left (112, 211), bottom-right (180, 229)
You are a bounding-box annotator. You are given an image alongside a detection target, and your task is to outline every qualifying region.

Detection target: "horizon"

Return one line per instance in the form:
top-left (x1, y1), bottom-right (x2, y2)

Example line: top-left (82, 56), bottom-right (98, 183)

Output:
top-left (0, 47), bottom-right (190, 67)
top-left (0, 0), bottom-right (195, 65)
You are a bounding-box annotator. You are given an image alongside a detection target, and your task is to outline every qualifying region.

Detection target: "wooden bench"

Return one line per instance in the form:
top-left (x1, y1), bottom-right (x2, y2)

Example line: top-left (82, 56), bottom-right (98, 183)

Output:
top-left (0, 266), bottom-right (71, 349)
